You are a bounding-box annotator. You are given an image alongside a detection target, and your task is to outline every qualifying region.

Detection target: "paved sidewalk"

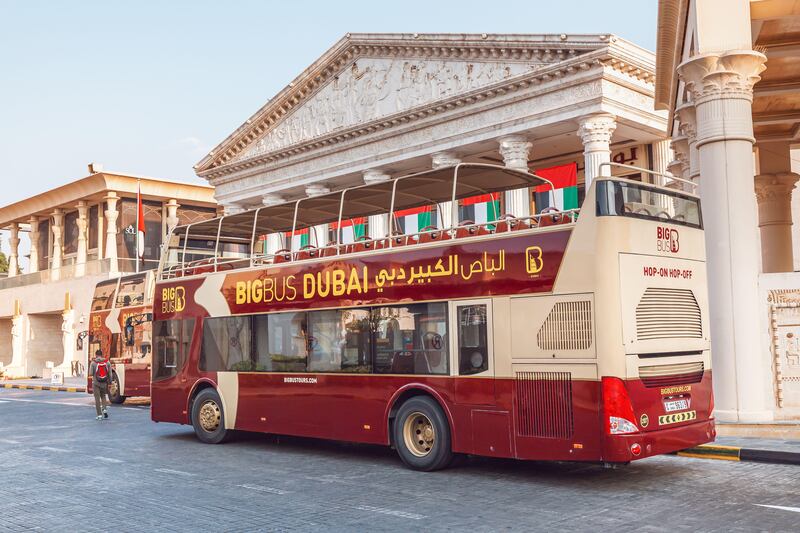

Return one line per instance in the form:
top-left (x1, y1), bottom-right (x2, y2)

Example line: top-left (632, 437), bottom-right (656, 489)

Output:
top-left (0, 376), bottom-right (86, 392)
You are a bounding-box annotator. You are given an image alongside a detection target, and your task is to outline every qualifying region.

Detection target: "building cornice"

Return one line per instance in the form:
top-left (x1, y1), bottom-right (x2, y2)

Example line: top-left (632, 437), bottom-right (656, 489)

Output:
top-left (196, 33), bottom-right (655, 177)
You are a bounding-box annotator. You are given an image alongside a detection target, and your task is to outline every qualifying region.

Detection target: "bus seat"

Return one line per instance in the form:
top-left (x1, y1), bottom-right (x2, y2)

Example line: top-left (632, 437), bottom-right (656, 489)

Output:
top-left (391, 351), bottom-right (415, 374)
top-left (538, 208), bottom-right (564, 227)
top-left (455, 220), bottom-right (490, 238)
top-left (272, 249), bottom-right (292, 264)
top-left (418, 226), bottom-right (450, 244)
top-left (390, 233), bottom-right (408, 247)
top-left (318, 245), bottom-right (338, 257)
top-left (495, 215), bottom-right (524, 232)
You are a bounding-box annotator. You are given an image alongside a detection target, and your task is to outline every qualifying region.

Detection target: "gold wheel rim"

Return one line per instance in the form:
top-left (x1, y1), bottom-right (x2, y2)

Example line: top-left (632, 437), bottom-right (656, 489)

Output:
top-left (109, 380), bottom-right (119, 397)
top-left (402, 411), bottom-right (435, 457)
top-left (198, 400), bottom-right (221, 432)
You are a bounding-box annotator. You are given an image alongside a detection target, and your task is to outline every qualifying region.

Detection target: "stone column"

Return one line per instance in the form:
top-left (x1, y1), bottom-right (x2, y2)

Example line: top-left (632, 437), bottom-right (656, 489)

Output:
top-left (678, 49), bottom-right (770, 422)
top-left (28, 216), bottom-right (39, 274)
top-left (305, 184), bottom-right (330, 247)
top-left (51, 209), bottom-right (64, 280)
top-left (165, 199), bottom-right (180, 236)
top-left (363, 171), bottom-right (390, 239)
top-left (578, 114), bottom-right (617, 188)
top-left (7, 223), bottom-right (19, 277)
top-left (676, 103), bottom-right (701, 187)
top-left (104, 192), bottom-right (120, 274)
top-left (58, 293), bottom-right (75, 374)
top-left (261, 194), bottom-right (285, 253)
top-left (651, 140), bottom-right (674, 186)
top-left (432, 152), bottom-right (461, 228)
top-left (75, 201), bottom-right (88, 277)
top-left (6, 300), bottom-right (25, 378)
top-left (498, 136), bottom-right (532, 218)
top-left (755, 174), bottom-right (799, 273)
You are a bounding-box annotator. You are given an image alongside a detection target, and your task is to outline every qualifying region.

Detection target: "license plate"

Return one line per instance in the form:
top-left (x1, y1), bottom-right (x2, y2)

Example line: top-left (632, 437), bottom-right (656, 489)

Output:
top-left (664, 399), bottom-right (689, 412)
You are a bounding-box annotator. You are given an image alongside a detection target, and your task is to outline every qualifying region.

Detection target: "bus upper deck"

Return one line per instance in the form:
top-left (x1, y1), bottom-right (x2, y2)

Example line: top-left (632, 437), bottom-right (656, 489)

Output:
top-left (158, 163), bottom-right (701, 281)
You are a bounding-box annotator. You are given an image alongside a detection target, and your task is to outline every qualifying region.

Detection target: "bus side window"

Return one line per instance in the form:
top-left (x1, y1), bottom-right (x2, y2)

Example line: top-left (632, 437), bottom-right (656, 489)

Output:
top-left (201, 316), bottom-right (253, 372)
top-left (457, 304), bottom-right (489, 375)
top-left (373, 303), bottom-right (448, 375)
top-left (153, 319), bottom-right (193, 382)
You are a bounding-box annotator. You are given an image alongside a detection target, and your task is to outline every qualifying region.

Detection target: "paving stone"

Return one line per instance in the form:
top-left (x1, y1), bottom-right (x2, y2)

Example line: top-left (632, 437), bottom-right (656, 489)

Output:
top-left (0, 389), bottom-right (798, 532)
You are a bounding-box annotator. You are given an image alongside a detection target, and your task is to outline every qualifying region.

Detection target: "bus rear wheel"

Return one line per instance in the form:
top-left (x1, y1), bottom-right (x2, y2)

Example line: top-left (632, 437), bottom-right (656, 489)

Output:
top-left (393, 396), bottom-right (453, 471)
top-left (191, 389), bottom-right (230, 444)
top-left (109, 374), bottom-right (126, 404)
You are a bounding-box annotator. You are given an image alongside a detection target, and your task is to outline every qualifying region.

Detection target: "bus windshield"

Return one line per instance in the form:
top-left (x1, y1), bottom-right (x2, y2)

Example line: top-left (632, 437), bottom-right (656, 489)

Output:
top-left (595, 180), bottom-right (702, 229)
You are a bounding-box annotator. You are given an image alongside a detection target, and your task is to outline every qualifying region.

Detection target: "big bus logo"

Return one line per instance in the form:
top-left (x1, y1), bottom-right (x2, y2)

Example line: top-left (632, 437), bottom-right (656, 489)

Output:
top-left (525, 246), bottom-right (544, 275)
top-left (161, 286), bottom-right (186, 313)
top-left (656, 226), bottom-right (679, 254)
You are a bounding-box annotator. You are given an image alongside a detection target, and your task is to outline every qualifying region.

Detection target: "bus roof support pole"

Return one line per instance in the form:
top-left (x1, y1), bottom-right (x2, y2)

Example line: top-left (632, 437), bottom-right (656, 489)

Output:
top-left (336, 191), bottom-right (345, 254)
top-left (180, 225), bottom-right (190, 277)
top-left (290, 200), bottom-right (300, 259)
top-left (249, 208), bottom-right (261, 267)
top-left (213, 217), bottom-right (223, 273)
top-left (389, 179), bottom-right (399, 248)
top-left (451, 165), bottom-right (460, 229)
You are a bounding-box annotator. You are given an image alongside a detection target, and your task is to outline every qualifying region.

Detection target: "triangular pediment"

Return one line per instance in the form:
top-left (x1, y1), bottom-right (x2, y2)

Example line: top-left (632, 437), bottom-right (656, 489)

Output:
top-left (197, 33), bottom-right (613, 174)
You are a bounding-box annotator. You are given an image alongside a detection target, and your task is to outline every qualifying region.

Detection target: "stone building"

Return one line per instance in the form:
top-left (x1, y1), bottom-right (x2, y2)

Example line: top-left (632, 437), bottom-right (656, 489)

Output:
top-left (194, 33), bottom-right (673, 217)
top-left (0, 166), bottom-right (217, 378)
top-left (656, 0), bottom-right (800, 421)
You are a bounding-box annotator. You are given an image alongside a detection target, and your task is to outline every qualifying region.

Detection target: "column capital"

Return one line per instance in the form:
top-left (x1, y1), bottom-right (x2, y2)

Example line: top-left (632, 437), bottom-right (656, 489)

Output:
top-left (754, 172), bottom-right (800, 204)
top-left (305, 184), bottom-right (330, 197)
top-left (431, 151), bottom-right (462, 170)
top-left (675, 103), bottom-right (697, 141)
top-left (362, 169), bottom-right (391, 184)
top-left (261, 194), bottom-right (285, 207)
top-left (577, 114), bottom-right (617, 146)
top-left (498, 135), bottom-right (532, 171)
top-left (677, 50), bottom-right (766, 104)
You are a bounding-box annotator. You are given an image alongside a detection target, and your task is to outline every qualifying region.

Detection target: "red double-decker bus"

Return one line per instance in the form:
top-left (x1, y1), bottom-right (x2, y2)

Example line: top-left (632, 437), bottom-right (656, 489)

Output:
top-left (87, 272), bottom-right (153, 403)
top-left (151, 163), bottom-right (714, 470)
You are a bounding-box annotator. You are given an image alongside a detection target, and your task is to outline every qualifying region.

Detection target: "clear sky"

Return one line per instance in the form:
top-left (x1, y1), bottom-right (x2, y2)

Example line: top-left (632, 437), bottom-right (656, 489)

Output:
top-left (0, 0), bottom-right (657, 260)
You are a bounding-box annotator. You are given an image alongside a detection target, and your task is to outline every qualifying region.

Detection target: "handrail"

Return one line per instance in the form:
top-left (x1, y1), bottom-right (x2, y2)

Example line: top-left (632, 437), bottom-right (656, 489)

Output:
top-left (598, 162), bottom-right (698, 192)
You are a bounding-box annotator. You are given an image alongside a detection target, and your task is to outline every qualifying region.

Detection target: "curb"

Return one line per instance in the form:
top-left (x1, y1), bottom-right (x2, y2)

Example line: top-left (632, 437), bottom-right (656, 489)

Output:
top-left (2, 383), bottom-right (86, 393)
top-left (677, 444), bottom-right (800, 465)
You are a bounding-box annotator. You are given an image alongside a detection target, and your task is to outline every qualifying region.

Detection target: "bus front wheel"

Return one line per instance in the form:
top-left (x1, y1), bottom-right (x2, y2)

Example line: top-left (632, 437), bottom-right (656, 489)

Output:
top-left (191, 389), bottom-right (230, 444)
top-left (109, 374), bottom-right (126, 404)
top-left (393, 396), bottom-right (453, 471)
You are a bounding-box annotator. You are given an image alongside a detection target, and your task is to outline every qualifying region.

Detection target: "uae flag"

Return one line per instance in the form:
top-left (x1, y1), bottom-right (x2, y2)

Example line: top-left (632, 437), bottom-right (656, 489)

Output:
top-left (285, 227), bottom-right (310, 249)
top-left (331, 218), bottom-right (366, 244)
top-left (394, 206), bottom-right (434, 234)
top-left (136, 182), bottom-right (145, 267)
top-left (533, 163), bottom-right (579, 213)
top-left (459, 193), bottom-right (501, 225)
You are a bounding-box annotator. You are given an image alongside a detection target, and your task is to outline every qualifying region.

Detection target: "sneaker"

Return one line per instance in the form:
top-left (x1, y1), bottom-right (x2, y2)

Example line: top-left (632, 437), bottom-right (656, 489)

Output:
top-left (96, 415), bottom-right (103, 420)
top-left (103, 412), bottom-right (108, 419)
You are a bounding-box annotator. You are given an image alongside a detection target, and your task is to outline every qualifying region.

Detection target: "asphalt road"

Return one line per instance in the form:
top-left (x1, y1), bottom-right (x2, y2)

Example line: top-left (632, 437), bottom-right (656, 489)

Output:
top-left (0, 388), bottom-right (798, 532)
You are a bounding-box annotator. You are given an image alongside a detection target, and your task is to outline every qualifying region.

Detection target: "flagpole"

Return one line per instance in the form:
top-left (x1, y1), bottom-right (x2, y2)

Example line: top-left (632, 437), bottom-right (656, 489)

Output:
top-left (136, 180), bottom-right (140, 273)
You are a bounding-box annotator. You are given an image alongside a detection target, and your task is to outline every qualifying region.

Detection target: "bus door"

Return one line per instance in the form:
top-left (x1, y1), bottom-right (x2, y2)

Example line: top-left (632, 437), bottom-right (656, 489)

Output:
top-left (451, 300), bottom-right (495, 406)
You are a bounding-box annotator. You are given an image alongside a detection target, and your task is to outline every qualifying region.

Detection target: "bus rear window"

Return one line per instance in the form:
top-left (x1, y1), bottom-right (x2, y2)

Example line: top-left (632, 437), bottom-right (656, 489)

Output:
top-left (596, 180), bottom-right (702, 229)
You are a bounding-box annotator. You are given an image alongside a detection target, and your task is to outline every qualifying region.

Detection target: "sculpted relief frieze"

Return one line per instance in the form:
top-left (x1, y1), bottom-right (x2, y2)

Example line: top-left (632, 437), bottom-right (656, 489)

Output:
top-left (238, 58), bottom-right (540, 161)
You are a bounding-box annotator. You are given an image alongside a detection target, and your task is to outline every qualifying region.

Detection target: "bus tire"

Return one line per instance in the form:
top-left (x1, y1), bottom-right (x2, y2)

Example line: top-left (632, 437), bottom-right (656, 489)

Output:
top-left (109, 374), bottom-right (126, 404)
top-left (393, 396), bottom-right (453, 471)
top-left (191, 388), bottom-right (230, 444)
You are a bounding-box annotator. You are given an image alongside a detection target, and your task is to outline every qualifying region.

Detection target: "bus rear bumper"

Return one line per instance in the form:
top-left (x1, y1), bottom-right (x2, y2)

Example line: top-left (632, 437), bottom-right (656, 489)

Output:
top-left (603, 418), bottom-right (716, 463)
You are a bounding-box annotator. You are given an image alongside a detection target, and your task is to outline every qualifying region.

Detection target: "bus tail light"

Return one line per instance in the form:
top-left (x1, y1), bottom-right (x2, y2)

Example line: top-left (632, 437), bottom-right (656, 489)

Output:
top-left (602, 377), bottom-right (638, 435)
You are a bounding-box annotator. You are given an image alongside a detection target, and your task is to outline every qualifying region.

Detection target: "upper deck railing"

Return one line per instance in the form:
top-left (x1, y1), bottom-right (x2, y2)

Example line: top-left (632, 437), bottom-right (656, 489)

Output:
top-left (157, 163), bottom-right (697, 281)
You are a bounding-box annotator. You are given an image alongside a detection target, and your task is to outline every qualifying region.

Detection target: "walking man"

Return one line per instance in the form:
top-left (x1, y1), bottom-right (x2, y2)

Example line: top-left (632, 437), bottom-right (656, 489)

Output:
top-left (89, 350), bottom-right (111, 420)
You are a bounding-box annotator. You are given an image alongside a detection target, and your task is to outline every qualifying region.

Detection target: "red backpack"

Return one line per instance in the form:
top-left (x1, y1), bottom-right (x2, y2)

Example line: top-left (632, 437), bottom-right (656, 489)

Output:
top-left (95, 361), bottom-right (109, 383)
